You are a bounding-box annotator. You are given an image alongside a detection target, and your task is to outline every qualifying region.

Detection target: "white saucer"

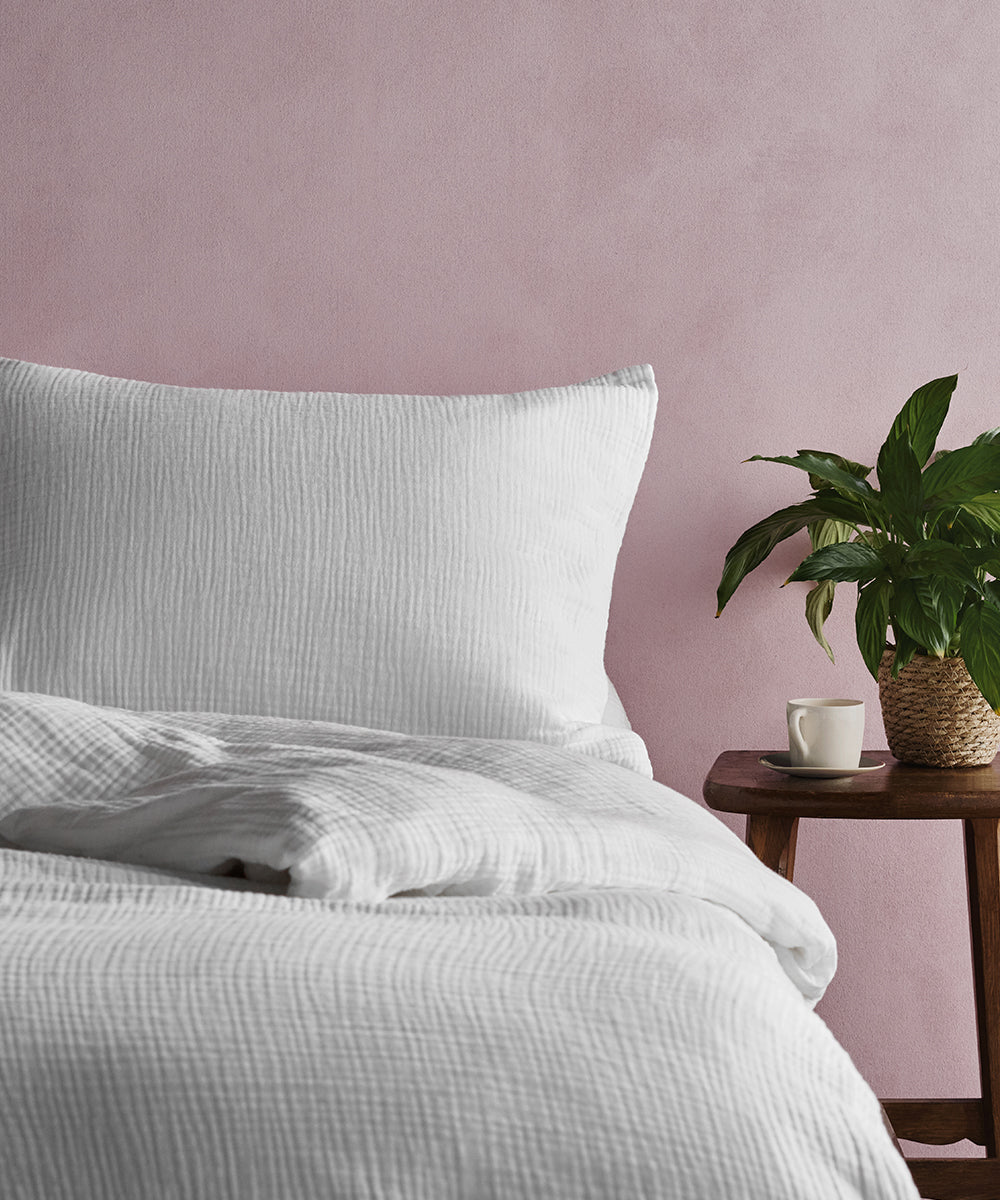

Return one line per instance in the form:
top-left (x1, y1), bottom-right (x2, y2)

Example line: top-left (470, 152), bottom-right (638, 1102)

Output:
top-left (759, 753), bottom-right (886, 779)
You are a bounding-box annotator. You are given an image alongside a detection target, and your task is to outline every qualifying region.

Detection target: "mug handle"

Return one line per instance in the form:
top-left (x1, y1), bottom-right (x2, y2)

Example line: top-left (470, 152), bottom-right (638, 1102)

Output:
top-left (788, 706), bottom-right (810, 759)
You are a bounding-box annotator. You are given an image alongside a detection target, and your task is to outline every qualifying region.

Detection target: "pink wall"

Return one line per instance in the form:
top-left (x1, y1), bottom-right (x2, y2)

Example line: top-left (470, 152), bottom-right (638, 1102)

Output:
top-left (6, 0), bottom-right (1000, 1146)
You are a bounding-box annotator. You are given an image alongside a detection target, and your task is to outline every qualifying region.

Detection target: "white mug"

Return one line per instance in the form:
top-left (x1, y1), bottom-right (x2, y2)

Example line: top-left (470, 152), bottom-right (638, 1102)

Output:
top-left (786, 698), bottom-right (864, 769)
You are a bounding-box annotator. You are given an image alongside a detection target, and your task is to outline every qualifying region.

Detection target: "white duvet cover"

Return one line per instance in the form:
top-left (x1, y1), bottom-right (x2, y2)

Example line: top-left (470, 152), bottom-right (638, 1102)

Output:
top-left (0, 692), bottom-right (917, 1199)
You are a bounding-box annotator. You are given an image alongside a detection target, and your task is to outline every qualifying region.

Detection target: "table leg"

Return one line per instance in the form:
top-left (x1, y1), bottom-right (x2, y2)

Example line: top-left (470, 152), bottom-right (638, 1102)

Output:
top-left (745, 814), bottom-right (799, 880)
top-left (965, 817), bottom-right (1000, 1158)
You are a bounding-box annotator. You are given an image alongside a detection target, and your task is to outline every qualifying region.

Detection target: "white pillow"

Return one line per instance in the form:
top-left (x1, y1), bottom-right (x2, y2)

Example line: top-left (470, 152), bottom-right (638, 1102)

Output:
top-left (0, 358), bottom-right (655, 754)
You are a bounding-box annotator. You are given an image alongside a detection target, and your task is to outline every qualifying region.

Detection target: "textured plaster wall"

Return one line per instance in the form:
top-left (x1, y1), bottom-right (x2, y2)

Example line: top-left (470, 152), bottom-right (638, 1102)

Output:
top-left (5, 0), bottom-right (1000, 1144)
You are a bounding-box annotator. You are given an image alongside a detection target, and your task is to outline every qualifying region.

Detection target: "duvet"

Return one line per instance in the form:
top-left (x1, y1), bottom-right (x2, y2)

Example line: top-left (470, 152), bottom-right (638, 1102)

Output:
top-left (0, 691), bottom-right (917, 1200)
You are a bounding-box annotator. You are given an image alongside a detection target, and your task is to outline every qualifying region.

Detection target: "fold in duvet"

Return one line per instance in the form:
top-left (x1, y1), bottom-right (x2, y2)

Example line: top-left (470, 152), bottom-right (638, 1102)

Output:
top-left (0, 691), bottom-right (918, 1200)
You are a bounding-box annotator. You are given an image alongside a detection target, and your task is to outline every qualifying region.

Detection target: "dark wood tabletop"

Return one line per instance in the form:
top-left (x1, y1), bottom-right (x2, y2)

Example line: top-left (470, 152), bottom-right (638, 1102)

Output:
top-left (704, 749), bottom-right (1000, 820)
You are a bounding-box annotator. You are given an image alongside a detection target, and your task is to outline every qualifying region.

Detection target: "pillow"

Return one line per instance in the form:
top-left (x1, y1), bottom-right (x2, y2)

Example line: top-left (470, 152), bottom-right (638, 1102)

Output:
top-left (602, 679), bottom-right (633, 729)
top-left (0, 357), bottom-right (655, 755)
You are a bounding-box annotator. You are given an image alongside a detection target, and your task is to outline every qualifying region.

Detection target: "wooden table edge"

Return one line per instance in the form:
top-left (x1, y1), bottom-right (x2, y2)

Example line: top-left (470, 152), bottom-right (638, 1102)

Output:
top-left (703, 750), bottom-right (1000, 819)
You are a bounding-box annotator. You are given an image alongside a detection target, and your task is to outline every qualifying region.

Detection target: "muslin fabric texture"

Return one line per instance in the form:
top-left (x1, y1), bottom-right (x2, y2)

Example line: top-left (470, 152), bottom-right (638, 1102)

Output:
top-left (0, 690), bottom-right (918, 1200)
top-left (0, 357), bottom-right (654, 769)
top-left (0, 689), bottom-right (833, 998)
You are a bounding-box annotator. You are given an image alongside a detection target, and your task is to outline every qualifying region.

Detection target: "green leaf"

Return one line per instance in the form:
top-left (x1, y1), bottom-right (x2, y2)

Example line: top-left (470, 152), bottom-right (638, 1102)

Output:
top-left (892, 576), bottom-right (964, 656)
top-left (922, 443), bottom-right (1000, 505)
top-left (941, 506), bottom-right (1000, 554)
top-left (744, 452), bottom-right (878, 502)
top-left (898, 538), bottom-right (967, 570)
top-left (963, 547), bottom-right (1000, 574)
top-left (897, 540), bottom-right (984, 594)
top-left (810, 487), bottom-right (880, 525)
top-left (885, 375), bottom-right (957, 468)
top-left (805, 579), bottom-right (837, 662)
top-left (959, 602), bottom-right (1000, 711)
top-left (973, 428), bottom-right (1000, 446)
top-left (855, 528), bottom-right (892, 550)
top-left (804, 507), bottom-right (856, 662)
top-left (855, 578), bottom-right (891, 679)
top-left (876, 431), bottom-right (924, 543)
top-left (716, 498), bottom-right (864, 616)
top-left (958, 495), bottom-right (1000, 534)
top-left (785, 541), bottom-right (885, 584)
top-left (889, 630), bottom-right (921, 677)
top-left (809, 517), bottom-right (855, 551)
top-left (797, 450), bottom-right (873, 492)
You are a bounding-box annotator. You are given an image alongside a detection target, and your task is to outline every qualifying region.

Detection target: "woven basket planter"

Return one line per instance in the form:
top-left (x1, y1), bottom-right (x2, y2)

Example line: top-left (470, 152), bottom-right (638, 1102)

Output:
top-left (878, 649), bottom-right (1000, 767)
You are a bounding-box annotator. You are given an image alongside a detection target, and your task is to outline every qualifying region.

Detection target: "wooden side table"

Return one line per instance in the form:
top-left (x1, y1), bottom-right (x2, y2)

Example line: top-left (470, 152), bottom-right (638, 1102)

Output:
top-left (703, 749), bottom-right (1000, 1200)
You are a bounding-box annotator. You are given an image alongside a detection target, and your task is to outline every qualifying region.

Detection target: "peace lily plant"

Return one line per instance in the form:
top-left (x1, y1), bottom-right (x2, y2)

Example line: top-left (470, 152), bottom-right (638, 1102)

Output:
top-left (715, 375), bottom-right (1000, 713)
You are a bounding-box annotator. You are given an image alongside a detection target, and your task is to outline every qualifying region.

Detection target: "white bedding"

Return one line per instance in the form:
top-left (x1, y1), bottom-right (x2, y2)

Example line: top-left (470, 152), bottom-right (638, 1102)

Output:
top-left (0, 358), bottom-right (656, 767)
top-left (0, 692), bottom-right (918, 1199)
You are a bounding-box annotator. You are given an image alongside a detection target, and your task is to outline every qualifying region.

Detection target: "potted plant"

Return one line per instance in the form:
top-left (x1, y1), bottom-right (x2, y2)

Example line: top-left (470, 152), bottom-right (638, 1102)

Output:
top-left (715, 374), bottom-right (1000, 766)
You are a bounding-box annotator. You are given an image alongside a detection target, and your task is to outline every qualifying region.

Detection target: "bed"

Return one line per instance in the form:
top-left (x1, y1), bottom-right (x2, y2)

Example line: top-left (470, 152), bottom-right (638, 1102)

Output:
top-left (0, 357), bottom-right (918, 1199)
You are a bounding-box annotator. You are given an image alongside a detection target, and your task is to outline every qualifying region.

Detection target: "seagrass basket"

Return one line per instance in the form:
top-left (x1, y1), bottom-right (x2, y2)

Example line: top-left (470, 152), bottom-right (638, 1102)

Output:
top-left (878, 649), bottom-right (1000, 767)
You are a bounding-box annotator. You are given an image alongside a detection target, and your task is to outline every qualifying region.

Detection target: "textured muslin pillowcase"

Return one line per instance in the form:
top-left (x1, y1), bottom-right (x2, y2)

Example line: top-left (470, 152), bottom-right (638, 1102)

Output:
top-left (0, 357), bottom-right (655, 752)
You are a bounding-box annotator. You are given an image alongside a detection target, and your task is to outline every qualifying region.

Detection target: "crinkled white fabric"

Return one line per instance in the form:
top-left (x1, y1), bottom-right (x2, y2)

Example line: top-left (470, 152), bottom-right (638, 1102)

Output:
top-left (1, 690), bottom-right (832, 998)
top-left (0, 357), bottom-right (655, 774)
top-left (0, 692), bottom-right (919, 1200)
